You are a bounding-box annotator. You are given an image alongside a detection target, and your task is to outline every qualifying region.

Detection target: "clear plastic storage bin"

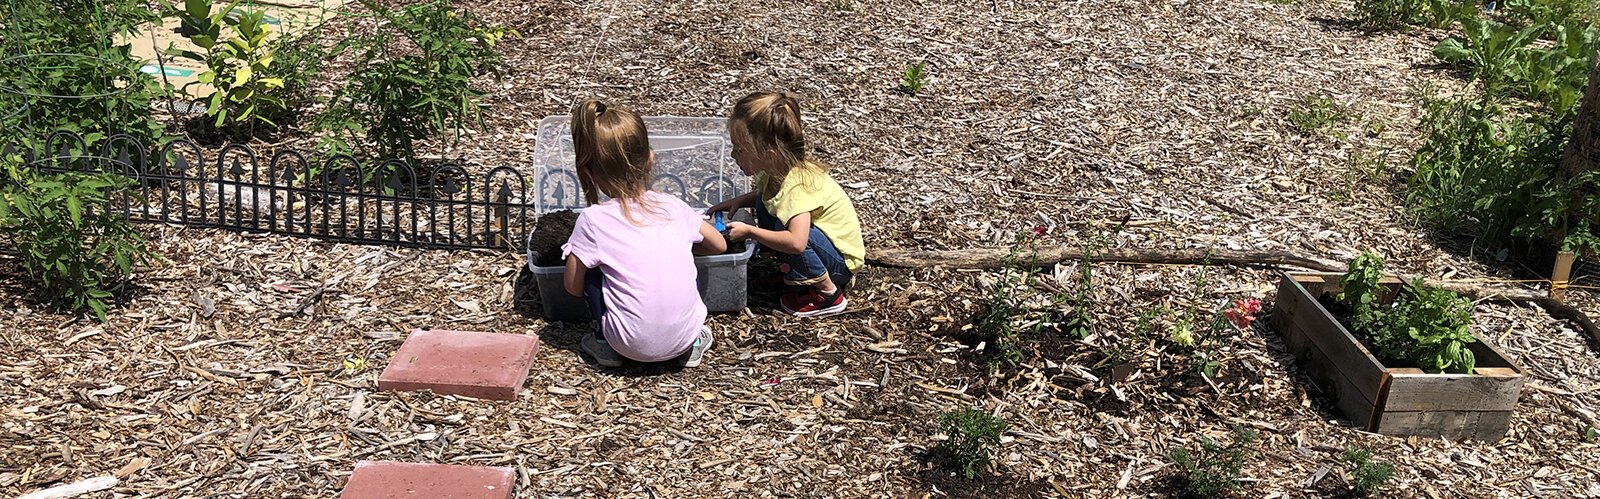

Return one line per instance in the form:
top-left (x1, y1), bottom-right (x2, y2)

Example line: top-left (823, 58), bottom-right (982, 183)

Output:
top-left (527, 116), bottom-right (755, 321)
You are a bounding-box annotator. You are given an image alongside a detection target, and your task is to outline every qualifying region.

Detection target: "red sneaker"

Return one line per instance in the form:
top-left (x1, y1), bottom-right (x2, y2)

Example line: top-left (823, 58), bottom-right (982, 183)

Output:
top-left (780, 287), bottom-right (848, 318)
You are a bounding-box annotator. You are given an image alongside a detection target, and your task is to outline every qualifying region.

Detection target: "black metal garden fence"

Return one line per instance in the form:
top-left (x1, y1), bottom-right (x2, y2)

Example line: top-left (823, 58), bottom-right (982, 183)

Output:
top-left (6, 130), bottom-right (541, 251)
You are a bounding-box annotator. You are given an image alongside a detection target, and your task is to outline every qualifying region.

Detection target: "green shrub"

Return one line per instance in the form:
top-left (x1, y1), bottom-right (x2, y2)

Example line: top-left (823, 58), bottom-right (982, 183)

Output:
top-left (0, 0), bottom-right (165, 147)
top-left (1352, 0), bottom-right (1471, 30)
top-left (167, 0), bottom-right (291, 132)
top-left (0, 158), bottom-right (157, 320)
top-left (933, 408), bottom-right (1007, 480)
top-left (317, 0), bottom-right (512, 162)
top-left (1170, 426), bottom-right (1258, 498)
top-left (1342, 446), bottom-right (1395, 496)
top-left (1406, 95), bottom-right (1567, 251)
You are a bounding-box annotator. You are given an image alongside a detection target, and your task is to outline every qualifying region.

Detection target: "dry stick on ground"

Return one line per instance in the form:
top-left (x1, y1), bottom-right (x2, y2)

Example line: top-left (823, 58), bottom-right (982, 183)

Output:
top-left (869, 246), bottom-right (1600, 349)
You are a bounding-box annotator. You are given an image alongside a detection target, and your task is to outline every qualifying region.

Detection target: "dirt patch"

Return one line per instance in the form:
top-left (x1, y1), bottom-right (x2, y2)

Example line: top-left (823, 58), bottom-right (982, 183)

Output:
top-left (530, 209), bottom-right (579, 267)
top-left (916, 462), bottom-right (1054, 499)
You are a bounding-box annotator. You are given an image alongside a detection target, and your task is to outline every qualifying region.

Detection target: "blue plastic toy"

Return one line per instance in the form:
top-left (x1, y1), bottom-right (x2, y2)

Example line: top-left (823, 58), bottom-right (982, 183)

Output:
top-left (712, 212), bottom-right (727, 233)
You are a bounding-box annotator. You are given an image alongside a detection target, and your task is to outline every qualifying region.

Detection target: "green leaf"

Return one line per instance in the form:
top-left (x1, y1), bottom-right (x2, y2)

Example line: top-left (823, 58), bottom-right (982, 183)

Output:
top-left (1433, 37), bottom-right (1472, 63)
top-left (234, 66), bottom-right (252, 86)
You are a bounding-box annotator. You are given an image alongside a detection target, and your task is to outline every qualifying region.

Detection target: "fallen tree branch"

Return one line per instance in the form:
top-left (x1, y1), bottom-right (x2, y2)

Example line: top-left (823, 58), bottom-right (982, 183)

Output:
top-left (868, 246), bottom-right (1600, 349)
top-left (868, 246), bottom-right (1344, 272)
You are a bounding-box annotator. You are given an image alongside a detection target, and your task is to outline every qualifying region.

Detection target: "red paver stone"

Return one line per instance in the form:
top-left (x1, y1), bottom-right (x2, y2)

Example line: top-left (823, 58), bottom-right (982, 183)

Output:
top-left (341, 460), bottom-right (515, 499)
top-left (377, 329), bottom-right (539, 400)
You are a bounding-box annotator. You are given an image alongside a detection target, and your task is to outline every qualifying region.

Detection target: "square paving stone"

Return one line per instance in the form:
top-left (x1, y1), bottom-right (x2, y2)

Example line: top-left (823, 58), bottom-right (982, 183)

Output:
top-left (377, 329), bottom-right (539, 401)
top-left (341, 460), bottom-right (514, 499)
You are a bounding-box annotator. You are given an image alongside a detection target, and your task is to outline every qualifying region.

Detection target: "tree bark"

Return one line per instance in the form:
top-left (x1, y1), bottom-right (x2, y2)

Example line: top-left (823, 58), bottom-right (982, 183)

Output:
top-left (1560, 59), bottom-right (1600, 179)
top-left (868, 246), bottom-right (1600, 349)
top-left (869, 246), bottom-right (1344, 272)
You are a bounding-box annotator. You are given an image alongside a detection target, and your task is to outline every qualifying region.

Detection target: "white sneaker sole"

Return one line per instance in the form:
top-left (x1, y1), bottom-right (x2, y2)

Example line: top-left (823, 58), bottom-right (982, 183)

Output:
top-left (682, 327), bottom-right (713, 368)
top-left (783, 298), bottom-right (848, 318)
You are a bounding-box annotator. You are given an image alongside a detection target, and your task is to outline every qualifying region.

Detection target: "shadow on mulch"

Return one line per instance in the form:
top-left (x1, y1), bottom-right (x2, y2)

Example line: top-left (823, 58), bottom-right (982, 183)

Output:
top-left (0, 252), bottom-right (151, 319)
top-left (1248, 309), bottom-right (1366, 429)
top-left (914, 453), bottom-right (1053, 499)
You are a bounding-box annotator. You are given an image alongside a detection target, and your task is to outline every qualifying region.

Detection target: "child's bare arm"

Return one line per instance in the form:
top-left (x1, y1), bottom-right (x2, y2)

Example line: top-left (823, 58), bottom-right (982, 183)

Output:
top-left (730, 213), bottom-right (810, 254)
top-left (692, 222), bottom-right (729, 256)
top-left (706, 191), bottom-right (758, 215)
top-left (563, 254), bottom-right (588, 297)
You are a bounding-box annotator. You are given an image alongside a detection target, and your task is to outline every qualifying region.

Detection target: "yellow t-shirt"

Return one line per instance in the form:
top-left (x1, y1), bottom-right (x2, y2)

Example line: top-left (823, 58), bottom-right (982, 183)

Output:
top-left (757, 168), bottom-right (865, 271)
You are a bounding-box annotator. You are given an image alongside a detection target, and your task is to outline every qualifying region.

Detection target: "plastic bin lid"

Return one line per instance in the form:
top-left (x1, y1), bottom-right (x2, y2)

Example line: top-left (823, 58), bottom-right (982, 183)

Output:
top-left (532, 115), bottom-right (749, 213)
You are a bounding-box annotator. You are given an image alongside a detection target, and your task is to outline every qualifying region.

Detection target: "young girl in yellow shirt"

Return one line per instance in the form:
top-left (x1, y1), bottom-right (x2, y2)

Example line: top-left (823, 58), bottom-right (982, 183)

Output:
top-left (708, 92), bottom-right (864, 318)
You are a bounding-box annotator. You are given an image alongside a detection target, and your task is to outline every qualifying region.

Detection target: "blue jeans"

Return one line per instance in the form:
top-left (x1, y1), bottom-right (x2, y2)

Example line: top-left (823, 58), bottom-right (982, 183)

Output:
top-left (755, 201), bottom-right (853, 290)
top-left (584, 270), bottom-right (606, 340)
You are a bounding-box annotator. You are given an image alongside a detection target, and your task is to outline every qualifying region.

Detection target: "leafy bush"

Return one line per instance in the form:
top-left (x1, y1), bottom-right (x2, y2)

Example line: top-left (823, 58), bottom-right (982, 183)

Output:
top-left (318, 0), bottom-right (512, 162)
top-left (1352, 0), bottom-right (1471, 30)
top-left (0, 0), bottom-right (165, 146)
top-left (0, 158), bottom-right (157, 320)
top-left (1406, 95), bottom-right (1569, 252)
top-left (898, 61), bottom-right (928, 95)
top-left (932, 408), bottom-right (1007, 480)
top-left (1338, 252), bottom-right (1477, 374)
top-left (1342, 446), bottom-right (1395, 496)
top-left (167, 0), bottom-right (291, 131)
top-left (1169, 426), bottom-right (1258, 498)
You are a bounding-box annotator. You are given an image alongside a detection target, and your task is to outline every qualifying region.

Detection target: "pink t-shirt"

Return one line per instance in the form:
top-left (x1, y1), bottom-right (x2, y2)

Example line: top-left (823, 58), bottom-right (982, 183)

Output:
top-left (562, 191), bottom-right (706, 362)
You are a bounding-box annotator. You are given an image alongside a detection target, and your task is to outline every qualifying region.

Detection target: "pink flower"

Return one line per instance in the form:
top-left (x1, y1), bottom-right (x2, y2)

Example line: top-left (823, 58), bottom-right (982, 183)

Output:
top-left (1224, 298), bottom-right (1262, 329)
top-left (1032, 227), bottom-right (1049, 237)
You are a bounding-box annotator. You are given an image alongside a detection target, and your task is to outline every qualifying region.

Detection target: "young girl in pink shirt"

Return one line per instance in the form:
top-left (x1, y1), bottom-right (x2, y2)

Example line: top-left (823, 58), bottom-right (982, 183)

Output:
top-left (561, 99), bottom-right (727, 367)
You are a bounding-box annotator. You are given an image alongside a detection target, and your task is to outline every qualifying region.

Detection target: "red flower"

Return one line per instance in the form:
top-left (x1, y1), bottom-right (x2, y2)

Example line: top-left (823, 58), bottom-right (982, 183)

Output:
top-left (1225, 298), bottom-right (1262, 329)
top-left (1032, 227), bottom-right (1049, 237)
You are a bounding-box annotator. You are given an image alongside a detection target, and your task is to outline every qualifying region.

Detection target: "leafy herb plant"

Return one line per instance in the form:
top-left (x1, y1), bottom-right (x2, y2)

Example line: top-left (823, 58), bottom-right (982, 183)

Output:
top-left (168, 0), bottom-right (289, 132)
top-left (1337, 252), bottom-right (1477, 374)
top-left (318, 0), bottom-right (512, 162)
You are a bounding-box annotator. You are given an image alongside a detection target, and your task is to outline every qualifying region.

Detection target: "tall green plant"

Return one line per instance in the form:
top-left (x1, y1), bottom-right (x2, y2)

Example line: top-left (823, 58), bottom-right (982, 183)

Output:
top-left (317, 0), bottom-right (512, 162)
top-left (0, 157), bottom-right (157, 320)
top-left (167, 0), bottom-right (289, 131)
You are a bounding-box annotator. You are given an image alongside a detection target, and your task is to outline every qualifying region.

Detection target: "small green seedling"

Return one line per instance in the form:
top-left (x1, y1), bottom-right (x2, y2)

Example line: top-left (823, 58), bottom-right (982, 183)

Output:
top-left (933, 408), bottom-right (1007, 480)
top-left (899, 61), bottom-right (928, 95)
top-left (1342, 446), bottom-right (1395, 496)
top-left (1584, 425), bottom-right (1598, 442)
top-left (1170, 426), bottom-right (1258, 497)
top-left (833, 0), bottom-right (856, 11)
top-left (1288, 95), bottom-right (1346, 132)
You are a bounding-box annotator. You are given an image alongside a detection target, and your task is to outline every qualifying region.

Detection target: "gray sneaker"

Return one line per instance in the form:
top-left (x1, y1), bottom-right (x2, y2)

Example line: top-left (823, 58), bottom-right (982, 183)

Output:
top-left (581, 334), bottom-right (623, 367)
top-left (680, 326), bottom-right (713, 368)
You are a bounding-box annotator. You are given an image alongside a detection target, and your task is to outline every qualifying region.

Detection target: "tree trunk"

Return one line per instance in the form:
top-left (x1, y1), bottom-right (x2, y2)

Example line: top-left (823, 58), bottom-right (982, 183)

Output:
top-left (1561, 60), bottom-right (1600, 179)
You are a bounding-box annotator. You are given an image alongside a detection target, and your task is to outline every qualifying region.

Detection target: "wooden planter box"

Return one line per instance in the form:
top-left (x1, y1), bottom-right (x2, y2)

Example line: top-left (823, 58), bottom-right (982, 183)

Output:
top-left (1271, 272), bottom-right (1525, 440)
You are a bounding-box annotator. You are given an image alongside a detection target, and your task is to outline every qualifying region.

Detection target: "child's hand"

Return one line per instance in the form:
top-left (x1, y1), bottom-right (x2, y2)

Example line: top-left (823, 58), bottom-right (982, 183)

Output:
top-left (726, 221), bottom-right (754, 241)
top-left (706, 198), bottom-right (739, 215)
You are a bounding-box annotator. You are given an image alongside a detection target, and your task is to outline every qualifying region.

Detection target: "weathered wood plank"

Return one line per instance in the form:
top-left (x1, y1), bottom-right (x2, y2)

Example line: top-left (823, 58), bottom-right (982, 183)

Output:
top-left (1373, 410), bottom-right (1513, 441)
top-left (1273, 274), bottom-right (1376, 428)
top-left (1276, 274), bottom-right (1387, 401)
top-left (1385, 368), bottom-right (1524, 412)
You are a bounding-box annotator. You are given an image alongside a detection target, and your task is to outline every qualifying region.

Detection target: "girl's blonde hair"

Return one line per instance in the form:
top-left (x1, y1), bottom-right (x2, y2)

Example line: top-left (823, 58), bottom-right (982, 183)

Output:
top-left (571, 99), bottom-right (659, 223)
top-left (728, 92), bottom-right (824, 191)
